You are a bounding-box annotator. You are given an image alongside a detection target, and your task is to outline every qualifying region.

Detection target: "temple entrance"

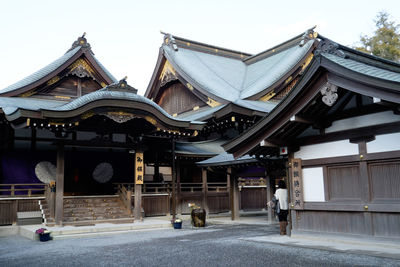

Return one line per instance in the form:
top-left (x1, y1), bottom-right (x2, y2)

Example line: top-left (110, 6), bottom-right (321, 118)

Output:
top-left (63, 147), bottom-right (134, 196)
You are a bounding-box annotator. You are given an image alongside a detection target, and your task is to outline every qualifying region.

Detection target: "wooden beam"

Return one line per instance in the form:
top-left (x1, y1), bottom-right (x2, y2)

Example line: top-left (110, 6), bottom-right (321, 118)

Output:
top-left (55, 144), bottom-right (64, 226)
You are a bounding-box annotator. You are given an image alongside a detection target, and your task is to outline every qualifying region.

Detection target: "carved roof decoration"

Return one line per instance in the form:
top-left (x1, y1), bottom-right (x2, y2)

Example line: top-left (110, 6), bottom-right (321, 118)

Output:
top-left (67, 33), bottom-right (91, 53)
top-left (314, 38), bottom-right (346, 58)
top-left (159, 60), bottom-right (178, 87)
top-left (104, 77), bottom-right (138, 94)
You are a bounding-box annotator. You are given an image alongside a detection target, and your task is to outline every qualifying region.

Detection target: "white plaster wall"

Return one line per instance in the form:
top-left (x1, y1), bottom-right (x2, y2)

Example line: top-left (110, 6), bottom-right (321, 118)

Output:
top-left (325, 111), bottom-right (400, 134)
top-left (302, 167), bottom-right (325, 202)
top-left (294, 140), bottom-right (359, 160)
top-left (367, 133), bottom-right (400, 153)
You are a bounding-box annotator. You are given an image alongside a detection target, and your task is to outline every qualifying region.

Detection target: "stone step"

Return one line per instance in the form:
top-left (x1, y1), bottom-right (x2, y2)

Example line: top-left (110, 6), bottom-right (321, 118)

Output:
top-left (64, 203), bottom-right (123, 209)
top-left (41, 196), bottom-right (134, 226)
top-left (63, 198), bottom-right (120, 204)
top-left (62, 217), bottom-right (135, 226)
top-left (63, 214), bottom-right (134, 222)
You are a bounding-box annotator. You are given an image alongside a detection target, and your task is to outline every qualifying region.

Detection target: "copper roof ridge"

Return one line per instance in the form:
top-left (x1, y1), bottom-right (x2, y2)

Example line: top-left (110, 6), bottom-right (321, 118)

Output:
top-left (161, 31), bottom-right (252, 59)
top-left (243, 26), bottom-right (317, 64)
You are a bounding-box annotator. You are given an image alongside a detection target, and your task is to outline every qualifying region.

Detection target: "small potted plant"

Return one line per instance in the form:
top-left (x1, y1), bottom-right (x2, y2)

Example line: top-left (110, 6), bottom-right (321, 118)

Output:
top-left (35, 228), bottom-right (51, 242)
top-left (173, 218), bottom-right (182, 229)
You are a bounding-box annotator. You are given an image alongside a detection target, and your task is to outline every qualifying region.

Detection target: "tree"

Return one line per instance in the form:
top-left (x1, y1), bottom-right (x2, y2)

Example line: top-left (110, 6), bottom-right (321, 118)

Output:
top-left (356, 11), bottom-right (400, 62)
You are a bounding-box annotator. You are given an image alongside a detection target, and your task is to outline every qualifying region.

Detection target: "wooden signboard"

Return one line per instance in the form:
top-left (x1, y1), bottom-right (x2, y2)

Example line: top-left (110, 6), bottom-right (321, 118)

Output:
top-left (135, 152), bottom-right (144, 185)
top-left (290, 158), bottom-right (304, 209)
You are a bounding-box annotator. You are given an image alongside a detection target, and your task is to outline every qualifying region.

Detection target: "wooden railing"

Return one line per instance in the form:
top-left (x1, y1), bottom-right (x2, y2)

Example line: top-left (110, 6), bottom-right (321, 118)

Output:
top-left (117, 184), bottom-right (132, 214)
top-left (114, 183), bottom-right (173, 194)
top-left (207, 182), bottom-right (228, 192)
top-left (113, 182), bottom-right (227, 194)
top-left (142, 183), bottom-right (172, 194)
top-left (180, 183), bottom-right (203, 192)
top-left (0, 183), bottom-right (46, 197)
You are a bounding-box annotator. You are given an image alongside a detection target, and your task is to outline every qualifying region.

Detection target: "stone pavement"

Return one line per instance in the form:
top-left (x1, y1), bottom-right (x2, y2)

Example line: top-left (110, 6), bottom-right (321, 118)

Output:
top-left (2, 212), bottom-right (400, 260)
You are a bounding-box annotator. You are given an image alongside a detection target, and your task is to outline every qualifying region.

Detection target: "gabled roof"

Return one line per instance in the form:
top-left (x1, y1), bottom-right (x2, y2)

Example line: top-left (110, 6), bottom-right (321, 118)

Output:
top-left (223, 37), bottom-right (400, 158)
top-left (0, 34), bottom-right (118, 97)
top-left (146, 28), bottom-right (318, 104)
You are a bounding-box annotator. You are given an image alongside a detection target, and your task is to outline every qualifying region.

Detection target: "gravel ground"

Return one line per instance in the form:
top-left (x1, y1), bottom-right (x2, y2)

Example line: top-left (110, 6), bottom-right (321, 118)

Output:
top-left (1, 224), bottom-right (399, 267)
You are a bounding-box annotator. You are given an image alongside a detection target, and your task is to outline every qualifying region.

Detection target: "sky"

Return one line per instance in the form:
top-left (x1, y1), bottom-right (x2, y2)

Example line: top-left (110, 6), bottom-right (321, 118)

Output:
top-left (1, 0), bottom-right (400, 95)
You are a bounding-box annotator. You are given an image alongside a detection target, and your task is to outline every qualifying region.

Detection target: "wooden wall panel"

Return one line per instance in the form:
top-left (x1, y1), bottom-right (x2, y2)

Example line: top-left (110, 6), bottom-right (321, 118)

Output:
top-left (81, 78), bottom-right (102, 95)
top-left (0, 201), bottom-right (15, 225)
top-left (178, 193), bottom-right (203, 214)
top-left (142, 195), bottom-right (169, 217)
top-left (369, 161), bottom-right (400, 201)
top-left (207, 193), bottom-right (229, 213)
top-left (240, 188), bottom-right (266, 211)
top-left (372, 212), bottom-right (400, 237)
top-left (44, 77), bottom-right (78, 97)
top-left (157, 83), bottom-right (205, 115)
top-left (327, 165), bottom-right (361, 200)
top-left (0, 199), bottom-right (41, 225)
top-left (296, 211), bottom-right (366, 234)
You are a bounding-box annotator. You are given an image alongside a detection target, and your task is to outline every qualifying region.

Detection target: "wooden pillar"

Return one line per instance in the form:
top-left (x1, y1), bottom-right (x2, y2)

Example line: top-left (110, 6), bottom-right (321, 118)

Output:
top-left (202, 168), bottom-right (209, 216)
top-left (49, 182), bottom-right (55, 219)
top-left (229, 167), bottom-right (239, 220)
top-left (227, 167), bottom-right (231, 214)
top-left (55, 144), bottom-right (64, 226)
top-left (266, 176), bottom-right (272, 222)
top-left (176, 160), bottom-right (181, 215)
top-left (171, 139), bottom-right (176, 221)
top-left (134, 184), bottom-right (142, 220)
top-left (30, 128), bottom-right (36, 151)
top-left (134, 151), bottom-right (144, 221)
top-left (358, 141), bottom-right (373, 235)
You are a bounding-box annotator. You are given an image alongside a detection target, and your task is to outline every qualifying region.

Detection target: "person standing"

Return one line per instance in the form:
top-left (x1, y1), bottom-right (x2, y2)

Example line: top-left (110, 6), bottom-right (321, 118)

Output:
top-left (275, 180), bottom-right (288, 235)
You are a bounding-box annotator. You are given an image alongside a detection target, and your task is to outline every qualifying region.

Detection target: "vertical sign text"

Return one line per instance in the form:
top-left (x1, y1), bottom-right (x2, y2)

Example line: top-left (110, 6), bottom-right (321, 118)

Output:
top-left (135, 152), bottom-right (144, 185)
top-left (291, 158), bottom-right (304, 209)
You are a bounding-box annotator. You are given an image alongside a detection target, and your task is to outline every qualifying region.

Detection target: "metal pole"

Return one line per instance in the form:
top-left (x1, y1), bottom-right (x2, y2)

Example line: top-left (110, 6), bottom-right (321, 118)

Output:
top-left (171, 137), bottom-right (176, 222)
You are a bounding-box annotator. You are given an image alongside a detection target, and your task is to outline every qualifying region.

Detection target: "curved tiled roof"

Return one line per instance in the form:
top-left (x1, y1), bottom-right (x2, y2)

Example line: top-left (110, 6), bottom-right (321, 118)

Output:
top-left (45, 88), bottom-right (189, 122)
top-left (0, 97), bottom-right (65, 115)
top-left (0, 39), bottom-right (118, 95)
top-left (322, 52), bottom-right (400, 83)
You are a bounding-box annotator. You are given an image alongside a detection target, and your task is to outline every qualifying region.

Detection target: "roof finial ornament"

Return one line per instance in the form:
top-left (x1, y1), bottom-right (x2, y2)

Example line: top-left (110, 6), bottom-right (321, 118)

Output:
top-left (314, 38), bottom-right (346, 58)
top-left (66, 32), bottom-right (91, 53)
top-left (162, 32), bottom-right (178, 51)
top-left (299, 26), bottom-right (318, 47)
top-left (104, 77), bottom-right (138, 94)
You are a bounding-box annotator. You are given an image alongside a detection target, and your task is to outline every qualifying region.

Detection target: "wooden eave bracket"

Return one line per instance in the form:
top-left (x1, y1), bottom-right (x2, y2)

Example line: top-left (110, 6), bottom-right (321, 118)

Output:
top-left (259, 139), bottom-right (278, 147)
top-left (289, 115), bottom-right (314, 124)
